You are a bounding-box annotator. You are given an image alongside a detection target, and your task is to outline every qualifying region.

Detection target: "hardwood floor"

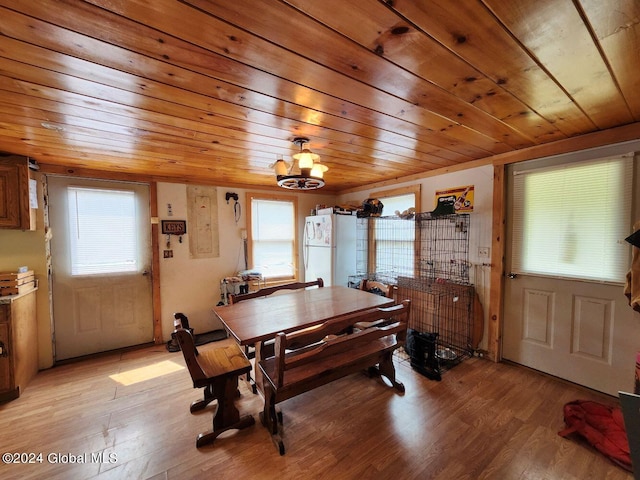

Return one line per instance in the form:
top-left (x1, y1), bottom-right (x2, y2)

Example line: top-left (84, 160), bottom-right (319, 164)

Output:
top-left (0, 338), bottom-right (633, 480)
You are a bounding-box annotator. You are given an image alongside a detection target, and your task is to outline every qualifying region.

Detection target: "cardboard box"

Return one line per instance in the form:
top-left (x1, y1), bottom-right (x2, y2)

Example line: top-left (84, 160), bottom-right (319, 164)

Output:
top-left (316, 208), bottom-right (334, 215)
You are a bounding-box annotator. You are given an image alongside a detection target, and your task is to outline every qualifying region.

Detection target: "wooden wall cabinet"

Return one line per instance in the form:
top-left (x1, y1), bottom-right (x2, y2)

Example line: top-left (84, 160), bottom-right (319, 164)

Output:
top-left (0, 155), bottom-right (35, 230)
top-left (0, 289), bottom-right (38, 402)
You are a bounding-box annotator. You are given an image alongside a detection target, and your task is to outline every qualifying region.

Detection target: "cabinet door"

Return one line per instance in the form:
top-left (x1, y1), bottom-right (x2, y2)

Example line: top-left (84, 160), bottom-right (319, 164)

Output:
top-left (0, 156), bottom-right (33, 230)
top-left (0, 161), bottom-right (22, 228)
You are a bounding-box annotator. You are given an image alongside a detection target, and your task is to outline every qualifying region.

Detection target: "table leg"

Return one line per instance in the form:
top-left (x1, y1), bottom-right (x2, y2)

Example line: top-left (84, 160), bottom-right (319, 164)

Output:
top-left (195, 375), bottom-right (255, 448)
top-left (253, 341), bottom-right (264, 395)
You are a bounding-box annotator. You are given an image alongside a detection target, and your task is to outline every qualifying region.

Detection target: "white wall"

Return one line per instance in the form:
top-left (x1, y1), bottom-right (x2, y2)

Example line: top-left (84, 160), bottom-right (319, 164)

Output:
top-left (157, 183), bottom-right (227, 339)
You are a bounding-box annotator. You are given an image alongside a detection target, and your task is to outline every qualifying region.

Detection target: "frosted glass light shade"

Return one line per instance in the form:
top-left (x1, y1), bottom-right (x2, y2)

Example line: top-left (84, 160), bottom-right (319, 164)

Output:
top-left (310, 163), bottom-right (328, 178)
top-left (294, 149), bottom-right (316, 169)
top-left (274, 159), bottom-right (288, 176)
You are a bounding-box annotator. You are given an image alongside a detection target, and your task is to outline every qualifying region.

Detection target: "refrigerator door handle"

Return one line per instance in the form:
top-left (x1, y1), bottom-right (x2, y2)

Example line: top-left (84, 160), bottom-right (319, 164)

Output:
top-left (303, 221), bottom-right (309, 271)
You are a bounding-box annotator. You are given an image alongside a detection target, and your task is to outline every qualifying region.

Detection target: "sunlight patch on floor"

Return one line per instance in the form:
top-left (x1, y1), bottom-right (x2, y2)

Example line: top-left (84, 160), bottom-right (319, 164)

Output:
top-left (109, 360), bottom-right (185, 386)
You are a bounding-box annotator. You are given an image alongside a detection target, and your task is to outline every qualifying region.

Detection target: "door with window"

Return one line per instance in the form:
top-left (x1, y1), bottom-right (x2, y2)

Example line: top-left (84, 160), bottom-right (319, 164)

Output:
top-left (48, 176), bottom-right (153, 360)
top-left (503, 154), bottom-right (639, 395)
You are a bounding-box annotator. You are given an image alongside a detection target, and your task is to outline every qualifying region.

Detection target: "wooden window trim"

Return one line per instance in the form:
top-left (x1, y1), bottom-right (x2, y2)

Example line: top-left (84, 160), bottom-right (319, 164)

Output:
top-left (367, 185), bottom-right (421, 275)
top-left (246, 192), bottom-right (299, 283)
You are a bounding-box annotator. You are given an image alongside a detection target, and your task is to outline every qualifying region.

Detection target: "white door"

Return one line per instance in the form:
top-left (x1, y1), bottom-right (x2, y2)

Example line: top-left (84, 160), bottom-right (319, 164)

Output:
top-left (47, 176), bottom-right (153, 360)
top-left (503, 153), bottom-right (640, 395)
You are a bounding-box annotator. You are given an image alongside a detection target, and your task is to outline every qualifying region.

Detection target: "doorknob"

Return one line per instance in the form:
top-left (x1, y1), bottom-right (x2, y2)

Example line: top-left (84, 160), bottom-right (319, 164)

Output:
top-left (142, 270), bottom-right (150, 276)
top-left (507, 272), bottom-right (518, 279)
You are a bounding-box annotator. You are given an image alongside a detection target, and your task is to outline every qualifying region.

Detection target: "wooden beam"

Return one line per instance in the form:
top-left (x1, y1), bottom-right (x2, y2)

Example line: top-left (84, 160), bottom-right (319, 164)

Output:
top-left (150, 182), bottom-right (162, 344)
top-left (488, 164), bottom-right (506, 362)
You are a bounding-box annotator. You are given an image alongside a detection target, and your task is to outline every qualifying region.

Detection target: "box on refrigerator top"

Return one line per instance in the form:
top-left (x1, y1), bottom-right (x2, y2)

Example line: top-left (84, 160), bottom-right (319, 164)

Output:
top-left (316, 208), bottom-right (334, 215)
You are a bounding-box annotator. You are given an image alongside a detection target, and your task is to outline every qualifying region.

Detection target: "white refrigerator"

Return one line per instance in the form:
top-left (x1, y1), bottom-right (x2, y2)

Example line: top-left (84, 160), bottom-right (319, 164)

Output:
top-left (303, 214), bottom-right (357, 287)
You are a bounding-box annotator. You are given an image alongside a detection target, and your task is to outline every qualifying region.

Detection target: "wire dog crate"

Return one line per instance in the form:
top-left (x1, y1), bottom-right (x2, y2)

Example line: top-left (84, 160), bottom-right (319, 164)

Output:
top-left (354, 213), bottom-right (474, 374)
top-left (397, 277), bottom-right (474, 371)
top-left (415, 212), bottom-right (470, 284)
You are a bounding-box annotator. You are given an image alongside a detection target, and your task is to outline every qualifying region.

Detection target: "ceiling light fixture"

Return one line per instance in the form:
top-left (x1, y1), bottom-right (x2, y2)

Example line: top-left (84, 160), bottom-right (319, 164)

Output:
top-left (274, 137), bottom-right (328, 190)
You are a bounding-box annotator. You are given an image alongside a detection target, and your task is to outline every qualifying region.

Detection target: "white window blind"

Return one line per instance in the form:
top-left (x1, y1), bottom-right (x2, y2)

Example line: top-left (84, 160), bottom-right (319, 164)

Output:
top-left (68, 187), bottom-right (138, 275)
top-left (511, 155), bottom-right (633, 283)
top-left (251, 198), bottom-right (295, 279)
top-left (375, 193), bottom-right (415, 277)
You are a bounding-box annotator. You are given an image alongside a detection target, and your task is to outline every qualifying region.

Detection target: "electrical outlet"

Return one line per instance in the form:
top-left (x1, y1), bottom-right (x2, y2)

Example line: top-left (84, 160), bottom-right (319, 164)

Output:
top-left (478, 247), bottom-right (490, 258)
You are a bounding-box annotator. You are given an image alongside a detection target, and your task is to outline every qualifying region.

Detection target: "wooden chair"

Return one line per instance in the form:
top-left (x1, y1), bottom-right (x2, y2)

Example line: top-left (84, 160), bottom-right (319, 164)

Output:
top-left (355, 279), bottom-right (398, 330)
top-left (359, 279), bottom-right (396, 298)
top-left (228, 278), bottom-right (325, 392)
top-left (175, 328), bottom-right (255, 448)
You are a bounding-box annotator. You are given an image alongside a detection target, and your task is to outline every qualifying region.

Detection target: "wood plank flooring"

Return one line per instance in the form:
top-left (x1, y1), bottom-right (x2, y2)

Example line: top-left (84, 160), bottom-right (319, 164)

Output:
top-left (0, 338), bottom-right (633, 480)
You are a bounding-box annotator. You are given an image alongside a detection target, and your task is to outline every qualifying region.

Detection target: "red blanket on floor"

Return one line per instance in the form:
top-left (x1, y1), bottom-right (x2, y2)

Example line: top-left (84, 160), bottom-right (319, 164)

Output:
top-left (558, 400), bottom-right (632, 471)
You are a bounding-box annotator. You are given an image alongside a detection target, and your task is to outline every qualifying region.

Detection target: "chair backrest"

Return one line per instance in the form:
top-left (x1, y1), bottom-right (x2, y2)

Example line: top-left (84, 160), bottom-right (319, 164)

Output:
top-left (359, 279), bottom-right (396, 298)
top-left (174, 312), bottom-right (191, 330)
top-left (272, 300), bottom-right (411, 388)
top-left (174, 328), bottom-right (207, 386)
top-left (229, 277), bottom-right (324, 304)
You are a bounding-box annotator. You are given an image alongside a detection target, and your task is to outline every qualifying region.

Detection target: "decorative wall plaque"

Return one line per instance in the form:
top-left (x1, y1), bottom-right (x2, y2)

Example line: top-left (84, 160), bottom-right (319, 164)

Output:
top-left (161, 220), bottom-right (187, 235)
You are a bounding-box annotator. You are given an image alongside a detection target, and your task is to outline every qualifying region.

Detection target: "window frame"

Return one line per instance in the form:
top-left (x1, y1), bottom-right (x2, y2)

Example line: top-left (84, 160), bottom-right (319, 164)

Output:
top-left (367, 185), bottom-right (421, 277)
top-left (246, 192), bottom-right (299, 282)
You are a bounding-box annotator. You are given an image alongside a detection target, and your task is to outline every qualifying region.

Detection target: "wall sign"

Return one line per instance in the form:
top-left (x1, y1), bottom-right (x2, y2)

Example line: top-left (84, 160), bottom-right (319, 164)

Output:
top-left (161, 220), bottom-right (187, 235)
top-left (435, 185), bottom-right (474, 213)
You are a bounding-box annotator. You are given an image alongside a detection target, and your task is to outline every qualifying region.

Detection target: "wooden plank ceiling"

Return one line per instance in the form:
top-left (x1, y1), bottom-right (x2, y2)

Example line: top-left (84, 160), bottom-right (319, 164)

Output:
top-left (0, 0), bottom-right (638, 193)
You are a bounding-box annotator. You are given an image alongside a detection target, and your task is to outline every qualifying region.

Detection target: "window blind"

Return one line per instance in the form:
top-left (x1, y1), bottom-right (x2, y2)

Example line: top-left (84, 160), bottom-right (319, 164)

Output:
top-left (374, 193), bottom-right (415, 277)
top-left (251, 198), bottom-right (295, 279)
top-left (68, 187), bottom-right (138, 275)
top-left (511, 155), bottom-right (633, 283)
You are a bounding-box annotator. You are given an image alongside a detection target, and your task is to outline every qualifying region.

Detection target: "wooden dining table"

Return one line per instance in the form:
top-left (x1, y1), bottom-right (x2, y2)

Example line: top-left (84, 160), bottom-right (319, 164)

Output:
top-left (212, 285), bottom-right (395, 390)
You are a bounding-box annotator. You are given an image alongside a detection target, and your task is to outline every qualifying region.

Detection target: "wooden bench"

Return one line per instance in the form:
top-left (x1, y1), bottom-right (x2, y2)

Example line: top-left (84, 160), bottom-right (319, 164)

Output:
top-left (258, 299), bottom-right (411, 454)
top-left (228, 277), bottom-right (324, 304)
top-left (228, 277), bottom-right (324, 393)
